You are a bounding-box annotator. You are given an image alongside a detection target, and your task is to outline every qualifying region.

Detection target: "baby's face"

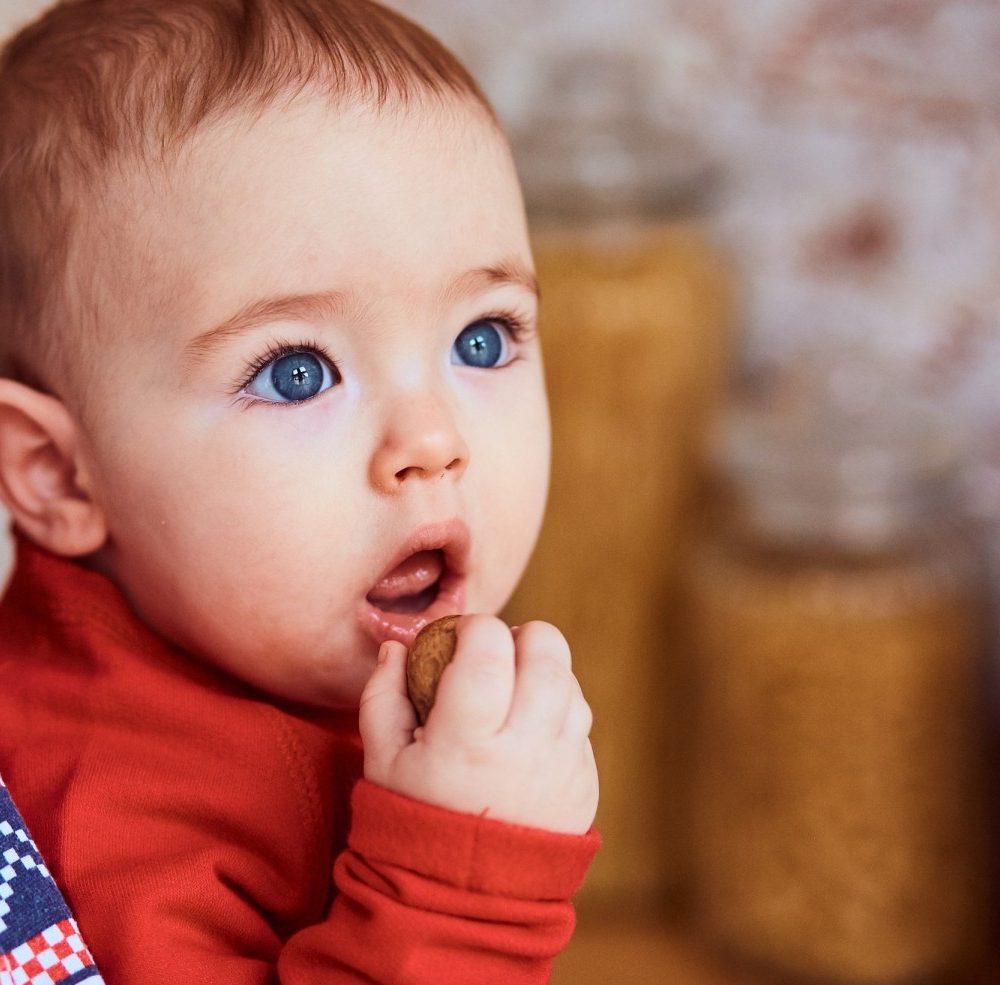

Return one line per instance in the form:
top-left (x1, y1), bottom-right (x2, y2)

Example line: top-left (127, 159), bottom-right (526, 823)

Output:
top-left (74, 94), bottom-right (550, 708)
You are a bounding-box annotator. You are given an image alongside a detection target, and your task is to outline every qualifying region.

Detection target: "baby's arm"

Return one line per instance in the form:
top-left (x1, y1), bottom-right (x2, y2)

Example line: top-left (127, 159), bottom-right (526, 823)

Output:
top-left (280, 617), bottom-right (599, 983)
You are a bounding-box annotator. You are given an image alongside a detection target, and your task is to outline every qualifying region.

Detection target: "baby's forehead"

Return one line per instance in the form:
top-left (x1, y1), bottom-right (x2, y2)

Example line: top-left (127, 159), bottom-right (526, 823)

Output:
top-left (108, 92), bottom-right (499, 223)
top-left (103, 93), bottom-right (438, 209)
top-left (80, 93), bottom-right (521, 346)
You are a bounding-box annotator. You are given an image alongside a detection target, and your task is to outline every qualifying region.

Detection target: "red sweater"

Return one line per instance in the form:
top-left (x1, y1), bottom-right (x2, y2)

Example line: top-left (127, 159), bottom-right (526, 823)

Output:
top-left (0, 537), bottom-right (598, 982)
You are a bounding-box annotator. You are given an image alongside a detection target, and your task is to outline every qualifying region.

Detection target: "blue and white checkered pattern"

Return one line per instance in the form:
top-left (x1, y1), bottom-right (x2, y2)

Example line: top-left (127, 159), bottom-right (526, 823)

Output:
top-left (0, 775), bottom-right (102, 985)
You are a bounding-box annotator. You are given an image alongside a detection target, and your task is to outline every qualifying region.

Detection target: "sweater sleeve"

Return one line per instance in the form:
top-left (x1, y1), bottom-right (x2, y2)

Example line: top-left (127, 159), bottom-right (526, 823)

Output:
top-left (278, 779), bottom-right (600, 984)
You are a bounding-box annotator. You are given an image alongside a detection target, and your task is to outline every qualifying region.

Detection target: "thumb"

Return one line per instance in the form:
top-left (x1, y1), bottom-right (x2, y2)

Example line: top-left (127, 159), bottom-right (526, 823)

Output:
top-left (359, 640), bottom-right (416, 777)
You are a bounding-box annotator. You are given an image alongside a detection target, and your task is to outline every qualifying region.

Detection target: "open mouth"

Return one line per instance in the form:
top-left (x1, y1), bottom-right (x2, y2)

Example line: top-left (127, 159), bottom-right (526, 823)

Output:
top-left (365, 549), bottom-right (445, 614)
top-left (359, 520), bottom-right (469, 648)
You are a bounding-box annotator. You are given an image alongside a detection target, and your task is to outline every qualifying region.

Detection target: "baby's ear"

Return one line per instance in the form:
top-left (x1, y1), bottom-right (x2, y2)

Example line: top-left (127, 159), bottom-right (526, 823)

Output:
top-left (0, 380), bottom-right (107, 557)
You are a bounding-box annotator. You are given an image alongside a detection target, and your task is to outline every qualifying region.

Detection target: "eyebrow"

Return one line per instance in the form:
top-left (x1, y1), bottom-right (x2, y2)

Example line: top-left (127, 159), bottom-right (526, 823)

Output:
top-left (183, 290), bottom-right (350, 367)
top-left (183, 258), bottom-right (539, 367)
top-left (441, 259), bottom-right (540, 307)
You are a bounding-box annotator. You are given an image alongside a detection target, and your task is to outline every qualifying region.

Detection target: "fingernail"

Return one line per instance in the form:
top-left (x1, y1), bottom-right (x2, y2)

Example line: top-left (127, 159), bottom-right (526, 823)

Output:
top-left (377, 642), bottom-right (391, 665)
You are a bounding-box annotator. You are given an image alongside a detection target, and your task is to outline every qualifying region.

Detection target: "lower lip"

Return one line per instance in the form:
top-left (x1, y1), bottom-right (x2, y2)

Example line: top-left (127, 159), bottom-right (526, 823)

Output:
top-left (358, 569), bottom-right (466, 649)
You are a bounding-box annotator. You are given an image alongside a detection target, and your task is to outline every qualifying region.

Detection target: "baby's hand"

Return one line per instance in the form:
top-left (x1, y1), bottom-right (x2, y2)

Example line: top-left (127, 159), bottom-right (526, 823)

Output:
top-left (360, 616), bottom-right (598, 835)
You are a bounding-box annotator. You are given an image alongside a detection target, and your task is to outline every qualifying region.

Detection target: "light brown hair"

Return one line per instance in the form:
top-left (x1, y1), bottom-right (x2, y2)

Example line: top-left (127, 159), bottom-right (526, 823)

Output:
top-left (0, 0), bottom-right (493, 399)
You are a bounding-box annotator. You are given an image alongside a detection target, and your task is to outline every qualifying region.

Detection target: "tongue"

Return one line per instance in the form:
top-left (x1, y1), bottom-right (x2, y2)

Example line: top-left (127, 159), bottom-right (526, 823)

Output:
top-left (367, 550), bottom-right (444, 603)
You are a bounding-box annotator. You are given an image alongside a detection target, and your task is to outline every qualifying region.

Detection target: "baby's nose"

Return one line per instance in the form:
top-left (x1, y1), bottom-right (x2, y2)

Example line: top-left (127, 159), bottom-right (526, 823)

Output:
top-left (369, 393), bottom-right (469, 493)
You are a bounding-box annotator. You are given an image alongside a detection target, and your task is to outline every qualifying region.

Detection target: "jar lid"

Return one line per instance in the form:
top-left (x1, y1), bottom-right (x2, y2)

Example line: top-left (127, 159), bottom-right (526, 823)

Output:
top-left (717, 349), bottom-right (962, 550)
top-left (512, 48), bottom-right (718, 221)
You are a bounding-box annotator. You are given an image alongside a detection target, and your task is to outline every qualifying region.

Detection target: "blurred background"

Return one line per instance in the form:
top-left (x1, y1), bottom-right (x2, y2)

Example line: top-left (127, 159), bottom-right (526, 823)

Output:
top-left (2, 1), bottom-right (999, 981)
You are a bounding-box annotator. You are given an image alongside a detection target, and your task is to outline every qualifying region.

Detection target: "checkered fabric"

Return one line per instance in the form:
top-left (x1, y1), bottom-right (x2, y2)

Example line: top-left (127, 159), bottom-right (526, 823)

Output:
top-left (0, 775), bottom-right (103, 985)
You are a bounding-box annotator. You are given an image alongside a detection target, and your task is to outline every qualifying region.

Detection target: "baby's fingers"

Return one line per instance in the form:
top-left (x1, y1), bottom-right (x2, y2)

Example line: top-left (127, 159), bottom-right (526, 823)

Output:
top-left (560, 675), bottom-right (594, 742)
top-left (359, 641), bottom-right (416, 777)
top-left (428, 615), bottom-right (514, 741)
top-left (507, 621), bottom-right (575, 737)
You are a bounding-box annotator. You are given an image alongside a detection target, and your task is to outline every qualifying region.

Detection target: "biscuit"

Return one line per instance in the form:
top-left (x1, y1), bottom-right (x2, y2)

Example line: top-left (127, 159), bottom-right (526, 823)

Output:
top-left (406, 614), bottom-right (460, 724)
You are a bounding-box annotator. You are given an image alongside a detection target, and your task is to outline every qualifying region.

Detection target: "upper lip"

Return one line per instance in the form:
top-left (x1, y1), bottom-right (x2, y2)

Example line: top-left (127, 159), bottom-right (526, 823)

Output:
top-left (368, 517), bottom-right (471, 592)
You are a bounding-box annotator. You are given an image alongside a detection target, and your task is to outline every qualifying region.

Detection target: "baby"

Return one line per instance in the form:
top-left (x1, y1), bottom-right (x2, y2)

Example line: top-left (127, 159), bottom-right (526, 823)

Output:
top-left (0, 1), bottom-right (599, 981)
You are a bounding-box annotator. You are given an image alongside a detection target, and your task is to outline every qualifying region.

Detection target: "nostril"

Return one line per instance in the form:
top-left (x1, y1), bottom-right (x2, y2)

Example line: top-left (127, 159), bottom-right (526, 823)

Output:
top-left (394, 458), bottom-right (464, 483)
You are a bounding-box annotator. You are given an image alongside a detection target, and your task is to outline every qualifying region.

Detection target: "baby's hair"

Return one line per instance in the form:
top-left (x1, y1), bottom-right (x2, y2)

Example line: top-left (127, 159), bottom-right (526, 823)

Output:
top-left (0, 0), bottom-right (493, 400)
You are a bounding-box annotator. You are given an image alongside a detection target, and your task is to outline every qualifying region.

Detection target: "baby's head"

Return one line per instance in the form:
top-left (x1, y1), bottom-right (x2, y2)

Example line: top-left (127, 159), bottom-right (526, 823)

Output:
top-left (0, 0), bottom-right (550, 708)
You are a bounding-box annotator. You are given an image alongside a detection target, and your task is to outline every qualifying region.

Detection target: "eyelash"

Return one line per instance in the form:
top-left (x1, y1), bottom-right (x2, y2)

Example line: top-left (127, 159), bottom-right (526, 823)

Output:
top-left (229, 337), bottom-right (335, 401)
top-left (229, 309), bottom-right (536, 406)
top-left (485, 309), bottom-right (536, 345)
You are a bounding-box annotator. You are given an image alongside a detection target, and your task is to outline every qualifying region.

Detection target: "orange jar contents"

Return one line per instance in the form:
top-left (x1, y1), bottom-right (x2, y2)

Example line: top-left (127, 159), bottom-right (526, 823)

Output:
top-left (689, 368), bottom-right (994, 983)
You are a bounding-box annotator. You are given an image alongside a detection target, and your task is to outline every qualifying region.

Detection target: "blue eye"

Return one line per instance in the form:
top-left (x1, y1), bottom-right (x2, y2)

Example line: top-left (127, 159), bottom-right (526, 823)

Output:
top-left (244, 349), bottom-right (339, 403)
top-left (451, 320), bottom-right (509, 369)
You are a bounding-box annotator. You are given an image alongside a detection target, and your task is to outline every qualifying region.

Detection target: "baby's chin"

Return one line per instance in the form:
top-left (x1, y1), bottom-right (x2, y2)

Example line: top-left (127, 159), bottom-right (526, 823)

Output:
top-left (130, 601), bottom-right (371, 711)
top-left (219, 643), bottom-right (374, 713)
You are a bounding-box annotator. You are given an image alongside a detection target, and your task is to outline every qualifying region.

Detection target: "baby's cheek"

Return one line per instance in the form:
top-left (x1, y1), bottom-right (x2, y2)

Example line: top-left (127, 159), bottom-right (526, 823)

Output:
top-left (477, 491), bottom-right (546, 612)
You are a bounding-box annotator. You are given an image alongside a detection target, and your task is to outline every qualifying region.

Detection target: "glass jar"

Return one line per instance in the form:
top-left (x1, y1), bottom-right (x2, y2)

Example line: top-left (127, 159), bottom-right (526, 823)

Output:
top-left (502, 50), bottom-right (732, 910)
top-left (689, 356), bottom-right (994, 983)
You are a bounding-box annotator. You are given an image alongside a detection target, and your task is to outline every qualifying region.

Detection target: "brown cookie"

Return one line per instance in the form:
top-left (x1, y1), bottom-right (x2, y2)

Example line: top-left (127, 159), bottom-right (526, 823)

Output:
top-left (406, 614), bottom-right (460, 724)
